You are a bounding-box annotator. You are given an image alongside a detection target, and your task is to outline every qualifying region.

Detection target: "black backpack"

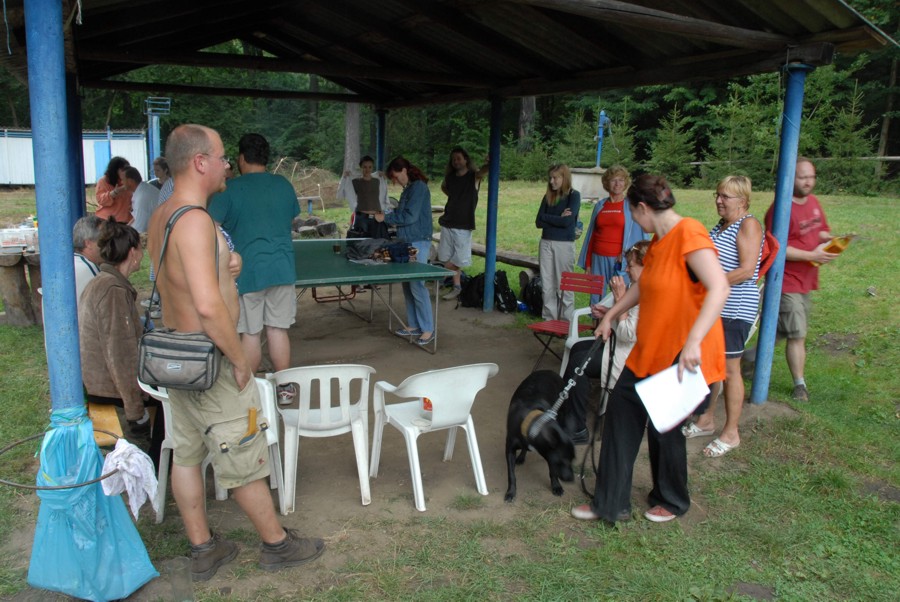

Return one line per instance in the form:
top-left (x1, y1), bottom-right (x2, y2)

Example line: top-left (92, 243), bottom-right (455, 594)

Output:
top-left (458, 270), bottom-right (518, 313)
top-left (459, 273), bottom-right (485, 308)
top-left (521, 276), bottom-right (543, 317)
top-left (493, 270), bottom-right (518, 313)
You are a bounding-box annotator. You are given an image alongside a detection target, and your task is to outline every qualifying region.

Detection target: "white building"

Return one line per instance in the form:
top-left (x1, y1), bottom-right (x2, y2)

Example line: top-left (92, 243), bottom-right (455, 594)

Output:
top-left (0, 128), bottom-right (149, 186)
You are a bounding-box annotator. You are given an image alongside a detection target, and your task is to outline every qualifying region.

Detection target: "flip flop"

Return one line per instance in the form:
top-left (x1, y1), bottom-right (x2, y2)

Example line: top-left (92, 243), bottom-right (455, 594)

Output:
top-left (681, 421), bottom-right (715, 439)
top-left (703, 437), bottom-right (739, 458)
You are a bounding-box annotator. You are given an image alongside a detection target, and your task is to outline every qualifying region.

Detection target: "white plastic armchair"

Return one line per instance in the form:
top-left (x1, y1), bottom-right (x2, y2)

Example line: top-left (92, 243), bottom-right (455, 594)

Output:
top-left (559, 305), bottom-right (596, 376)
top-left (270, 364), bottom-right (375, 512)
top-left (369, 362), bottom-right (499, 511)
top-left (137, 377), bottom-right (286, 522)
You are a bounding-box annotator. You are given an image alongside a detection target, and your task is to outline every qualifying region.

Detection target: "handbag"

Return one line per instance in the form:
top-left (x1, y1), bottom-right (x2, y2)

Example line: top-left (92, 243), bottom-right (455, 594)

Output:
top-left (138, 206), bottom-right (222, 391)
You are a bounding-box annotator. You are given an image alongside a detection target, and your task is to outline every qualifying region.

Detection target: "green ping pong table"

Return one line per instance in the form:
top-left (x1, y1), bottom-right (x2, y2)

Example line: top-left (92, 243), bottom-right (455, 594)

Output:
top-left (293, 239), bottom-right (453, 352)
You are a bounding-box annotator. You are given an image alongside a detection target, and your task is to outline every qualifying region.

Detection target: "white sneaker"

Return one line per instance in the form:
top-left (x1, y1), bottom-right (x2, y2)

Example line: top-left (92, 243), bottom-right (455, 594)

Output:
top-left (441, 287), bottom-right (461, 301)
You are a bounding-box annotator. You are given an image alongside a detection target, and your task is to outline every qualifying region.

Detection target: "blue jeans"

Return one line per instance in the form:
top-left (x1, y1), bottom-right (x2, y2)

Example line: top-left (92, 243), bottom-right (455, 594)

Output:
top-left (588, 253), bottom-right (628, 305)
top-left (401, 240), bottom-right (434, 333)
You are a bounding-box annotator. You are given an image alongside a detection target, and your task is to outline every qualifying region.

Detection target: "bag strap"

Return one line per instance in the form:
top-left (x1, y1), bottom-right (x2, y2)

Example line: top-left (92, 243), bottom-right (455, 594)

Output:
top-left (144, 205), bottom-right (218, 331)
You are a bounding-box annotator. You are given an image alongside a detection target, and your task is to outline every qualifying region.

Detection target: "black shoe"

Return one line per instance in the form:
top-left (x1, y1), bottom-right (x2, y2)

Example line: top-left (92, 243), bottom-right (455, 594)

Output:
top-left (127, 418), bottom-right (152, 437)
top-left (570, 429), bottom-right (589, 445)
top-left (191, 533), bottom-right (239, 581)
top-left (259, 528), bottom-right (325, 571)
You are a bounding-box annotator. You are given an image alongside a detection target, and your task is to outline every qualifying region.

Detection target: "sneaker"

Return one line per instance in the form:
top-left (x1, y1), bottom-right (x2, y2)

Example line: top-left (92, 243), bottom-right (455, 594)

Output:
top-left (149, 308), bottom-right (162, 320)
top-left (277, 383), bottom-right (297, 406)
top-left (127, 418), bottom-right (152, 437)
top-left (792, 384), bottom-right (809, 402)
top-left (441, 287), bottom-right (462, 301)
top-left (395, 328), bottom-right (422, 337)
top-left (259, 528), bottom-right (325, 571)
top-left (644, 506), bottom-right (676, 523)
top-left (191, 533), bottom-right (239, 581)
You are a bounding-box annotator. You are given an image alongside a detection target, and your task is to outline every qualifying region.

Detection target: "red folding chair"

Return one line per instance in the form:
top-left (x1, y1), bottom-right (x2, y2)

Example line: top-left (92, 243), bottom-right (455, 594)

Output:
top-left (526, 272), bottom-right (605, 371)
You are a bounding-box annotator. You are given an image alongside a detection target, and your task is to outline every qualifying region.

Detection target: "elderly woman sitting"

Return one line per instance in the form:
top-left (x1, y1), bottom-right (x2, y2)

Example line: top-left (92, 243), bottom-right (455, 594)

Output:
top-left (79, 217), bottom-right (163, 465)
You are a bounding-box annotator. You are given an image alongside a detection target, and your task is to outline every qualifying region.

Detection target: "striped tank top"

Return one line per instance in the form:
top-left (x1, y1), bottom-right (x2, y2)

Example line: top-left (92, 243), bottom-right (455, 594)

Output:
top-left (709, 214), bottom-right (763, 323)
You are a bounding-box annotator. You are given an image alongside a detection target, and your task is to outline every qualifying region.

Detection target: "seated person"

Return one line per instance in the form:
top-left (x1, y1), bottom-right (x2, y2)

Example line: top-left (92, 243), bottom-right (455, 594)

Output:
top-left (79, 218), bottom-right (163, 467)
top-left (73, 215), bottom-right (103, 309)
top-left (560, 241), bottom-right (649, 443)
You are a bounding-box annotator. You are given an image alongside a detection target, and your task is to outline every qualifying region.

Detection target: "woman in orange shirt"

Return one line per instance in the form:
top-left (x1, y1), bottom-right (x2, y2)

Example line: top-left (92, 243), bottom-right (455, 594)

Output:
top-left (571, 174), bottom-right (729, 524)
top-left (94, 156), bottom-right (134, 223)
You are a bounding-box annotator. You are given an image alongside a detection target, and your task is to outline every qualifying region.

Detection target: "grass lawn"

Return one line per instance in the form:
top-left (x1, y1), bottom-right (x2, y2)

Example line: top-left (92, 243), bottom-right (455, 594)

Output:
top-left (0, 182), bottom-right (897, 600)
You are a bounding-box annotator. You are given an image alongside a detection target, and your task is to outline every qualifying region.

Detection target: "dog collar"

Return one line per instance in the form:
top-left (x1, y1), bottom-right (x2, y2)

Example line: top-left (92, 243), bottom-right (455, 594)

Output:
top-left (521, 409), bottom-right (545, 439)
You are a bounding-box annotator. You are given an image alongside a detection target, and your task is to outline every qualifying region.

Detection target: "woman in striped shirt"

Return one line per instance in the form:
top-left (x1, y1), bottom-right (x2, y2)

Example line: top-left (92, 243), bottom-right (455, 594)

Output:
top-left (682, 176), bottom-right (764, 457)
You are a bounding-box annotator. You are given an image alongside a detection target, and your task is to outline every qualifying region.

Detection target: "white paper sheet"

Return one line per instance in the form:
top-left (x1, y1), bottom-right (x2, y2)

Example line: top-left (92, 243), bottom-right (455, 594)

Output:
top-left (635, 365), bottom-right (710, 433)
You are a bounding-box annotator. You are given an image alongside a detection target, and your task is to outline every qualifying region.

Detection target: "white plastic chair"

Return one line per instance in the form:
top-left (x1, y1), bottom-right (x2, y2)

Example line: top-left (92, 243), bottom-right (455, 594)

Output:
top-left (559, 305), bottom-right (596, 377)
top-left (369, 363), bottom-right (499, 511)
top-left (138, 377), bottom-right (286, 522)
top-left (270, 364), bottom-right (375, 512)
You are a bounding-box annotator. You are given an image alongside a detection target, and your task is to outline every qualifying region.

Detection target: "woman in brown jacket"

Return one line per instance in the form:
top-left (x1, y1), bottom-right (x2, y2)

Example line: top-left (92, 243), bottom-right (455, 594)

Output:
top-left (79, 218), bottom-right (162, 465)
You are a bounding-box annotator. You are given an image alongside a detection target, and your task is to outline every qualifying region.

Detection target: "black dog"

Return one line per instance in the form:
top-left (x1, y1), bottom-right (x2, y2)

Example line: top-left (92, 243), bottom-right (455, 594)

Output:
top-left (504, 370), bottom-right (575, 502)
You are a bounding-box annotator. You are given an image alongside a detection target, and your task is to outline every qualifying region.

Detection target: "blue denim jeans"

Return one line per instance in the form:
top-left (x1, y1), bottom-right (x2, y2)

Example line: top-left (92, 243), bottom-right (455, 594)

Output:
top-left (401, 240), bottom-right (434, 333)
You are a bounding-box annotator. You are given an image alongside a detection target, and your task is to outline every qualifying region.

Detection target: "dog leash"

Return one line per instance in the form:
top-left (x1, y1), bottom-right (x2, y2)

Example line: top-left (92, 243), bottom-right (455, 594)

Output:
top-left (526, 331), bottom-right (616, 442)
top-left (578, 333), bottom-right (618, 498)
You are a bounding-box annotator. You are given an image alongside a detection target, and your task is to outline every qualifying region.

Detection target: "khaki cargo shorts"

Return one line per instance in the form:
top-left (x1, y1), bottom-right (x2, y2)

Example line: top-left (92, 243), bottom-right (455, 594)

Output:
top-left (167, 357), bottom-right (270, 490)
top-left (777, 293), bottom-right (810, 340)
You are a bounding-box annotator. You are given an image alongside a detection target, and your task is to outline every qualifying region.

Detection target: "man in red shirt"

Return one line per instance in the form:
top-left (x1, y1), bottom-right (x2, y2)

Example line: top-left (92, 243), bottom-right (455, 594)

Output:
top-left (764, 158), bottom-right (839, 401)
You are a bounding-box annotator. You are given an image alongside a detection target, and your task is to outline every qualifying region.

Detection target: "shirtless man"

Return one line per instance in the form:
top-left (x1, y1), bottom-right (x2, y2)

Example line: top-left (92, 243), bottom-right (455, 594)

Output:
top-left (148, 124), bottom-right (324, 581)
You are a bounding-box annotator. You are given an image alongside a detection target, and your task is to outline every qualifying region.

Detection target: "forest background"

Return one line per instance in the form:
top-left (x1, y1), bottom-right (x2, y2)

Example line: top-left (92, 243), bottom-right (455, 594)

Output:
top-left (0, 0), bottom-right (896, 196)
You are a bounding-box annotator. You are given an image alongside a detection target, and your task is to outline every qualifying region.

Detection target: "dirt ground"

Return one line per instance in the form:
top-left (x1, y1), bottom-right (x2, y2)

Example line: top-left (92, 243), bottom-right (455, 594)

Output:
top-left (4, 287), bottom-right (798, 601)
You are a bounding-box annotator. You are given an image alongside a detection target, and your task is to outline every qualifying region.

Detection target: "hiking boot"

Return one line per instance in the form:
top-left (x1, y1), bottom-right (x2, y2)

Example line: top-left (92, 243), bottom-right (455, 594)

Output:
top-left (441, 287), bottom-right (462, 301)
top-left (191, 533), bottom-right (239, 581)
top-left (792, 384), bottom-right (809, 402)
top-left (259, 528), bottom-right (325, 571)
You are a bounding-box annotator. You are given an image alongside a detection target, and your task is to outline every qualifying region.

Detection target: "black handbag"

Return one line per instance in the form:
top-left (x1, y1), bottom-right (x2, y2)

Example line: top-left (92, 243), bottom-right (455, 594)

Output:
top-left (138, 206), bottom-right (222, 391)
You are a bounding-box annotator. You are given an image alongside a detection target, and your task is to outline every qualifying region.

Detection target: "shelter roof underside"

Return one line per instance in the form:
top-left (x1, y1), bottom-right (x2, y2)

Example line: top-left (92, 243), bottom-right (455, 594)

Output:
top-left (1, 0), bottom-right (892, 107)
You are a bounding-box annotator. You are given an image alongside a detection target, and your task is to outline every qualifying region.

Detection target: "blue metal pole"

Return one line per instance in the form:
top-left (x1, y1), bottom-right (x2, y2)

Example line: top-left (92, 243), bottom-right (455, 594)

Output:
top-left (750, 63), bottom-right (814, 404)
top-left (482, 97), bottom-right (503, 312)
top-left (66, 75), bottom-right (85, 222)
top-left (148, 113), bottom-right (160, 176)
top-left (595, 110), bottom-right (608, 168)
top-left (25, 0), bottom-right (83, 410)
top-left (375, 109), bottom-right (386, 171)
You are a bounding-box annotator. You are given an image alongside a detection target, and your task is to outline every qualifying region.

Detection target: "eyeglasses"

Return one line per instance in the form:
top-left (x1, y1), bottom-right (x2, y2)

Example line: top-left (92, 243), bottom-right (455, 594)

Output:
top-left (714, 192), bottom-right (742, 201)
top-left (200, 153), bottom-right (230, 165)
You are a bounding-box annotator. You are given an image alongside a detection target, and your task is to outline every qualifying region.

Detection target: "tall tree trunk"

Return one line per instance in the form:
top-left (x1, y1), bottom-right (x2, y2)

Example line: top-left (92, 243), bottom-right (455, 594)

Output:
top-left (875, 57), bottom-right (897, 179)
top-left (344, 103), bottom-right (361, 173)
top-left (518, 96), bottom-right (536, 152)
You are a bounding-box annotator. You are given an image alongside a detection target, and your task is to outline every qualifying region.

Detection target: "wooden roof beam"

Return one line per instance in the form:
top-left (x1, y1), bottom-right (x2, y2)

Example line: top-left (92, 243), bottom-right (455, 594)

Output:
top-left (510, 0), bottom-right (792, 50)
top-left (75, 48), bottom-right (494, 88)
top-left (79, 78), bottom-right (372, 103)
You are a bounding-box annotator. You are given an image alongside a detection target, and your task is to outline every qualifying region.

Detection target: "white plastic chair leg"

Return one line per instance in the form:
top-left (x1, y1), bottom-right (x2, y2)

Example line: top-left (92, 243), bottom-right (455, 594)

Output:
top-left (403, 432), bottom-right (426, 512)
top-left (443, 426), bottom-right (458, 462)
top-left (463, 418), bottom-right (488, 496)
top-left (154, 448), bottom-right (171, 524)
top-left (268, 444), bottom-right (286, 515)
top-left (369, 411), bottom-right (385, 478)
top-left (281, 425), bottom-right (300, 514)
top-left (350, 419), bottom-right (371, 505)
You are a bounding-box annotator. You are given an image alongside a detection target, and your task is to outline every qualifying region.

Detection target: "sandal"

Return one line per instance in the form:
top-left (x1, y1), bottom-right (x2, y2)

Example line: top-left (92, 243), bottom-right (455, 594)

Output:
top-left (681, 421), bottom-right (715, 439)
top-left (703, 437), bottom-right (739, 458)
top-left (395, 328), bottom-right (422, 337)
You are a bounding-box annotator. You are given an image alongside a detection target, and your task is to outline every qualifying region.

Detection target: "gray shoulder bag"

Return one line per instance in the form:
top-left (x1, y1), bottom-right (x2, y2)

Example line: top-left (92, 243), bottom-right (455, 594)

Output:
top-left (138, 206), bottom-right (223, 391)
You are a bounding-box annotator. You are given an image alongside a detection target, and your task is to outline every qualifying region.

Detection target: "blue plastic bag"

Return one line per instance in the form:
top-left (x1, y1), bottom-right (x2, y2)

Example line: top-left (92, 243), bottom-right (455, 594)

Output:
top-left (27, 406), bottom-right (158, 602)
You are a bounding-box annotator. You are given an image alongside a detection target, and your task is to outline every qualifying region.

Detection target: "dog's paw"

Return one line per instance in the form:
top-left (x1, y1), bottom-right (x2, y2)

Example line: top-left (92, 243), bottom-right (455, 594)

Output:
top-left (504, 491), bottom-right (516, 503)
top-left (551, 485), bottom-right (564, 497)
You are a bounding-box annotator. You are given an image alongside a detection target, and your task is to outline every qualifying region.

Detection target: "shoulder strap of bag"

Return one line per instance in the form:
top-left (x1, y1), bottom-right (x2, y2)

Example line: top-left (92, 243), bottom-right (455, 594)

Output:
top-left (144, 205), bottom-right (218, 331)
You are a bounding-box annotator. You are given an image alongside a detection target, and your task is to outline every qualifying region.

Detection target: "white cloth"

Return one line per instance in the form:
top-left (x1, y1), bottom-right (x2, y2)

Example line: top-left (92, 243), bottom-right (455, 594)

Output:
top-left (101, 439), bottom-right (159, 519)
top-left (73, 253), bottom-right (99, 309)
top-left (336, 171), bottom-right (391, 214)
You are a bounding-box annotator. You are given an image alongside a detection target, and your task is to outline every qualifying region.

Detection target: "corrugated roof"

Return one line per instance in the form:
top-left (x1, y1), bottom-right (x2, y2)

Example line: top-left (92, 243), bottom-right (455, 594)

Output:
top-left (1, 0), bottom-right (894, 106)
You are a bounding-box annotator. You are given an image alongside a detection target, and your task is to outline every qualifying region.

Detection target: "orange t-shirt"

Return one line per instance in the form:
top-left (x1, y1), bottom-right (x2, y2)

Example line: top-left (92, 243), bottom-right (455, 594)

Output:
top-left (625, 218), bottom-right (725, 385)
top-left (590, 200), bottom-right (626, 256)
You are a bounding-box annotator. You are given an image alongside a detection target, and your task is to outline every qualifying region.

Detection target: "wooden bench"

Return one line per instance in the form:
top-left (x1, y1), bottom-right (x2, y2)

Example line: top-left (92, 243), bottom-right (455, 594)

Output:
top-left (431, 232), bottom-right (539, 272)
top-left (88, 402), bottom-right (123, 447)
